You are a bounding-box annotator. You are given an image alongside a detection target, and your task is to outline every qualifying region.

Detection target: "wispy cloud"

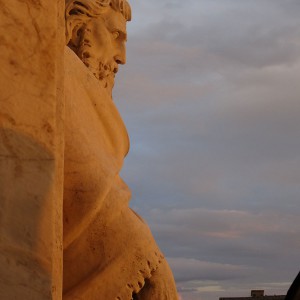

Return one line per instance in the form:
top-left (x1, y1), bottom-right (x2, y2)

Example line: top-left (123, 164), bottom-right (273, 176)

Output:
top-left (114, 0), bottom-right (300, 299)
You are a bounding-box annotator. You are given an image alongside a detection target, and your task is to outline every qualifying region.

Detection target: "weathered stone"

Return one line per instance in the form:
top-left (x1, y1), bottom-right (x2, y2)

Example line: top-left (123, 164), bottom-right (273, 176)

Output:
top-left (0, 0), bottom-right (178, 299)
top-left (63, 0), bottom-right (178, 298)
top-left (0, 0), bottom-right (64, 299)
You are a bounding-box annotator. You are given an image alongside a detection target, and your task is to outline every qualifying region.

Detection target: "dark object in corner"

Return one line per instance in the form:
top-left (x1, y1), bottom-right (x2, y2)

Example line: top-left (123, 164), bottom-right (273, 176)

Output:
top-left (285, 272), bottom-right (300, 300)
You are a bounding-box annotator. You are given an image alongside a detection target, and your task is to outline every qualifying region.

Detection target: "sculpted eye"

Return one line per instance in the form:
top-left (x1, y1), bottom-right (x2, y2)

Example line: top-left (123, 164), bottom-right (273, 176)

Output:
top-left (112, 31), bottom-right (120, 39)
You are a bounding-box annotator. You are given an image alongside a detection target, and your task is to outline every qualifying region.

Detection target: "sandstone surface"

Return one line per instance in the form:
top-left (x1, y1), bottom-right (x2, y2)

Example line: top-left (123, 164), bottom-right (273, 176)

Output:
top-left (0, 0), bottom-right (178, 299)
top-left (0, 0), bottom-right (64, 299)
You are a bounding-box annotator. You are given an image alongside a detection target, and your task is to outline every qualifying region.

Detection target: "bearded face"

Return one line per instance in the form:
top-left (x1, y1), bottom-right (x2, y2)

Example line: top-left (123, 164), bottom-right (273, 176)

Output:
top-left (69, 8), bottom-right (127, 93)
top-left (77, 25), bottom-right (117, 91)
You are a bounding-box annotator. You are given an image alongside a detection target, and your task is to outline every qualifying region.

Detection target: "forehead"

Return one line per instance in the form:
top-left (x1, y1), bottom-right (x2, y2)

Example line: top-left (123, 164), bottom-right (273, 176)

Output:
top-left (102, 9), bottom-right (127, 33)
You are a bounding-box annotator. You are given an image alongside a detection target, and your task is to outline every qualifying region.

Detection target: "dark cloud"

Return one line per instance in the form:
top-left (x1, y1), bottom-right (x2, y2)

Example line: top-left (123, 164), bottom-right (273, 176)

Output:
top-left (114, 0), bottom-right (300, 299)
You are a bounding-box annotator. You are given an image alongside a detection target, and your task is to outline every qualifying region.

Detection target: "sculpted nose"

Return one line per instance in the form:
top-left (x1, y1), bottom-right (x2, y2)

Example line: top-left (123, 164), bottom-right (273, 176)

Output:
top-left (114, 45), bottom-right (126, 65)
top-left (114, 54), bottom-right (126, 65)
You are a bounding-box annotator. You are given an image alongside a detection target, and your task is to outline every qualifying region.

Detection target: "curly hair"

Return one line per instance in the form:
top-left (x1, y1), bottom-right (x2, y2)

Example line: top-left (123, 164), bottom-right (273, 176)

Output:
top-left (65, 0), bottom-right (131, 43)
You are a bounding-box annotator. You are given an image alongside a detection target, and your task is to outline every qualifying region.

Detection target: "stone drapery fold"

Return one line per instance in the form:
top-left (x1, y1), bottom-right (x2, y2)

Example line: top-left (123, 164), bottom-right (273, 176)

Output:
top-left (63, 48), bottom-right (168, 299)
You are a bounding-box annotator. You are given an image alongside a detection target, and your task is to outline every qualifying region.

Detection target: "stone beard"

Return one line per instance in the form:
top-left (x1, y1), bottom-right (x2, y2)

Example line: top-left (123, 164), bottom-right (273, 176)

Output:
top-left (64, 0), bottom-right (179, 299)
top-left (77, 24), bottom-right (117, 92)
top-left (66, 0), bottom-right (130, 93)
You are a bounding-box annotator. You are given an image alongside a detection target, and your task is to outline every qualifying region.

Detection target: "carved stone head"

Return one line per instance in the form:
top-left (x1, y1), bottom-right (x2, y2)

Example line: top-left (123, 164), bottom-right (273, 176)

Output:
top-left (65, 0), bottom-right (131, 91)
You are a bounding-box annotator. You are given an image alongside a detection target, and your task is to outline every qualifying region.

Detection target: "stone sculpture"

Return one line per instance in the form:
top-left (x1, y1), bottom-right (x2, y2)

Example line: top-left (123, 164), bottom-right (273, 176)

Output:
top-left (63, 0), bottom-right (178, 299)
top-left (0, 0), bottom-right (177, 298)
top-left (0, 0), bottom-right (64, 298)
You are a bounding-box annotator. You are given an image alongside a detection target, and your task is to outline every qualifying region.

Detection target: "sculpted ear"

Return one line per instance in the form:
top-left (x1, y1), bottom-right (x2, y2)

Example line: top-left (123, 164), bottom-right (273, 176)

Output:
top-left (66, 18), bottom-right (85, 47)
top-left (65, 0), bottom-right (92, 46)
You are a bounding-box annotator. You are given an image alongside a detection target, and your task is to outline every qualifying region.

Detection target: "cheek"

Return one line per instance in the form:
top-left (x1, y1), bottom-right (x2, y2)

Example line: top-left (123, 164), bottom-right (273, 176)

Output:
top-left (90, 22), bottom-right (113, 52)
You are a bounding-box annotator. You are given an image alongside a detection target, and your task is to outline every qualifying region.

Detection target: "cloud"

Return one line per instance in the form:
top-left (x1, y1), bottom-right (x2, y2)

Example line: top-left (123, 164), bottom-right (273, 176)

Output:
top-left (148, 208), bottom-right (300, 260)
top-left (150, 208), bottom-right (299, 236)
top-left (167, 257), bottom-right (257, 282)
top-left (149, 207), bottom-right (299, 297)
top-left (113, 1), bottom-right (300, 299)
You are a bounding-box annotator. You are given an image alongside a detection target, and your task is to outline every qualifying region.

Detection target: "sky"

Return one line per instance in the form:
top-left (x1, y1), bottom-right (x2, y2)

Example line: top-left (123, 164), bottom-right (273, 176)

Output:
top-left (113, 1), bottom-right (300, 299)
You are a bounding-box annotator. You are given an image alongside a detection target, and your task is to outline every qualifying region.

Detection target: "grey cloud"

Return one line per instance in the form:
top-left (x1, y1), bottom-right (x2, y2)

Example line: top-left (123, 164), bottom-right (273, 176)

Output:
top-left (168, 257), bottom-right (256, 282)
top-left (147, 207), bottom-right (300, 299)
top-left (127, 0), bottom-right (300, 71)
top-left (148, 208), bottom-right (300, 261)
top-left (114, 1), bottom-right (300, 299)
